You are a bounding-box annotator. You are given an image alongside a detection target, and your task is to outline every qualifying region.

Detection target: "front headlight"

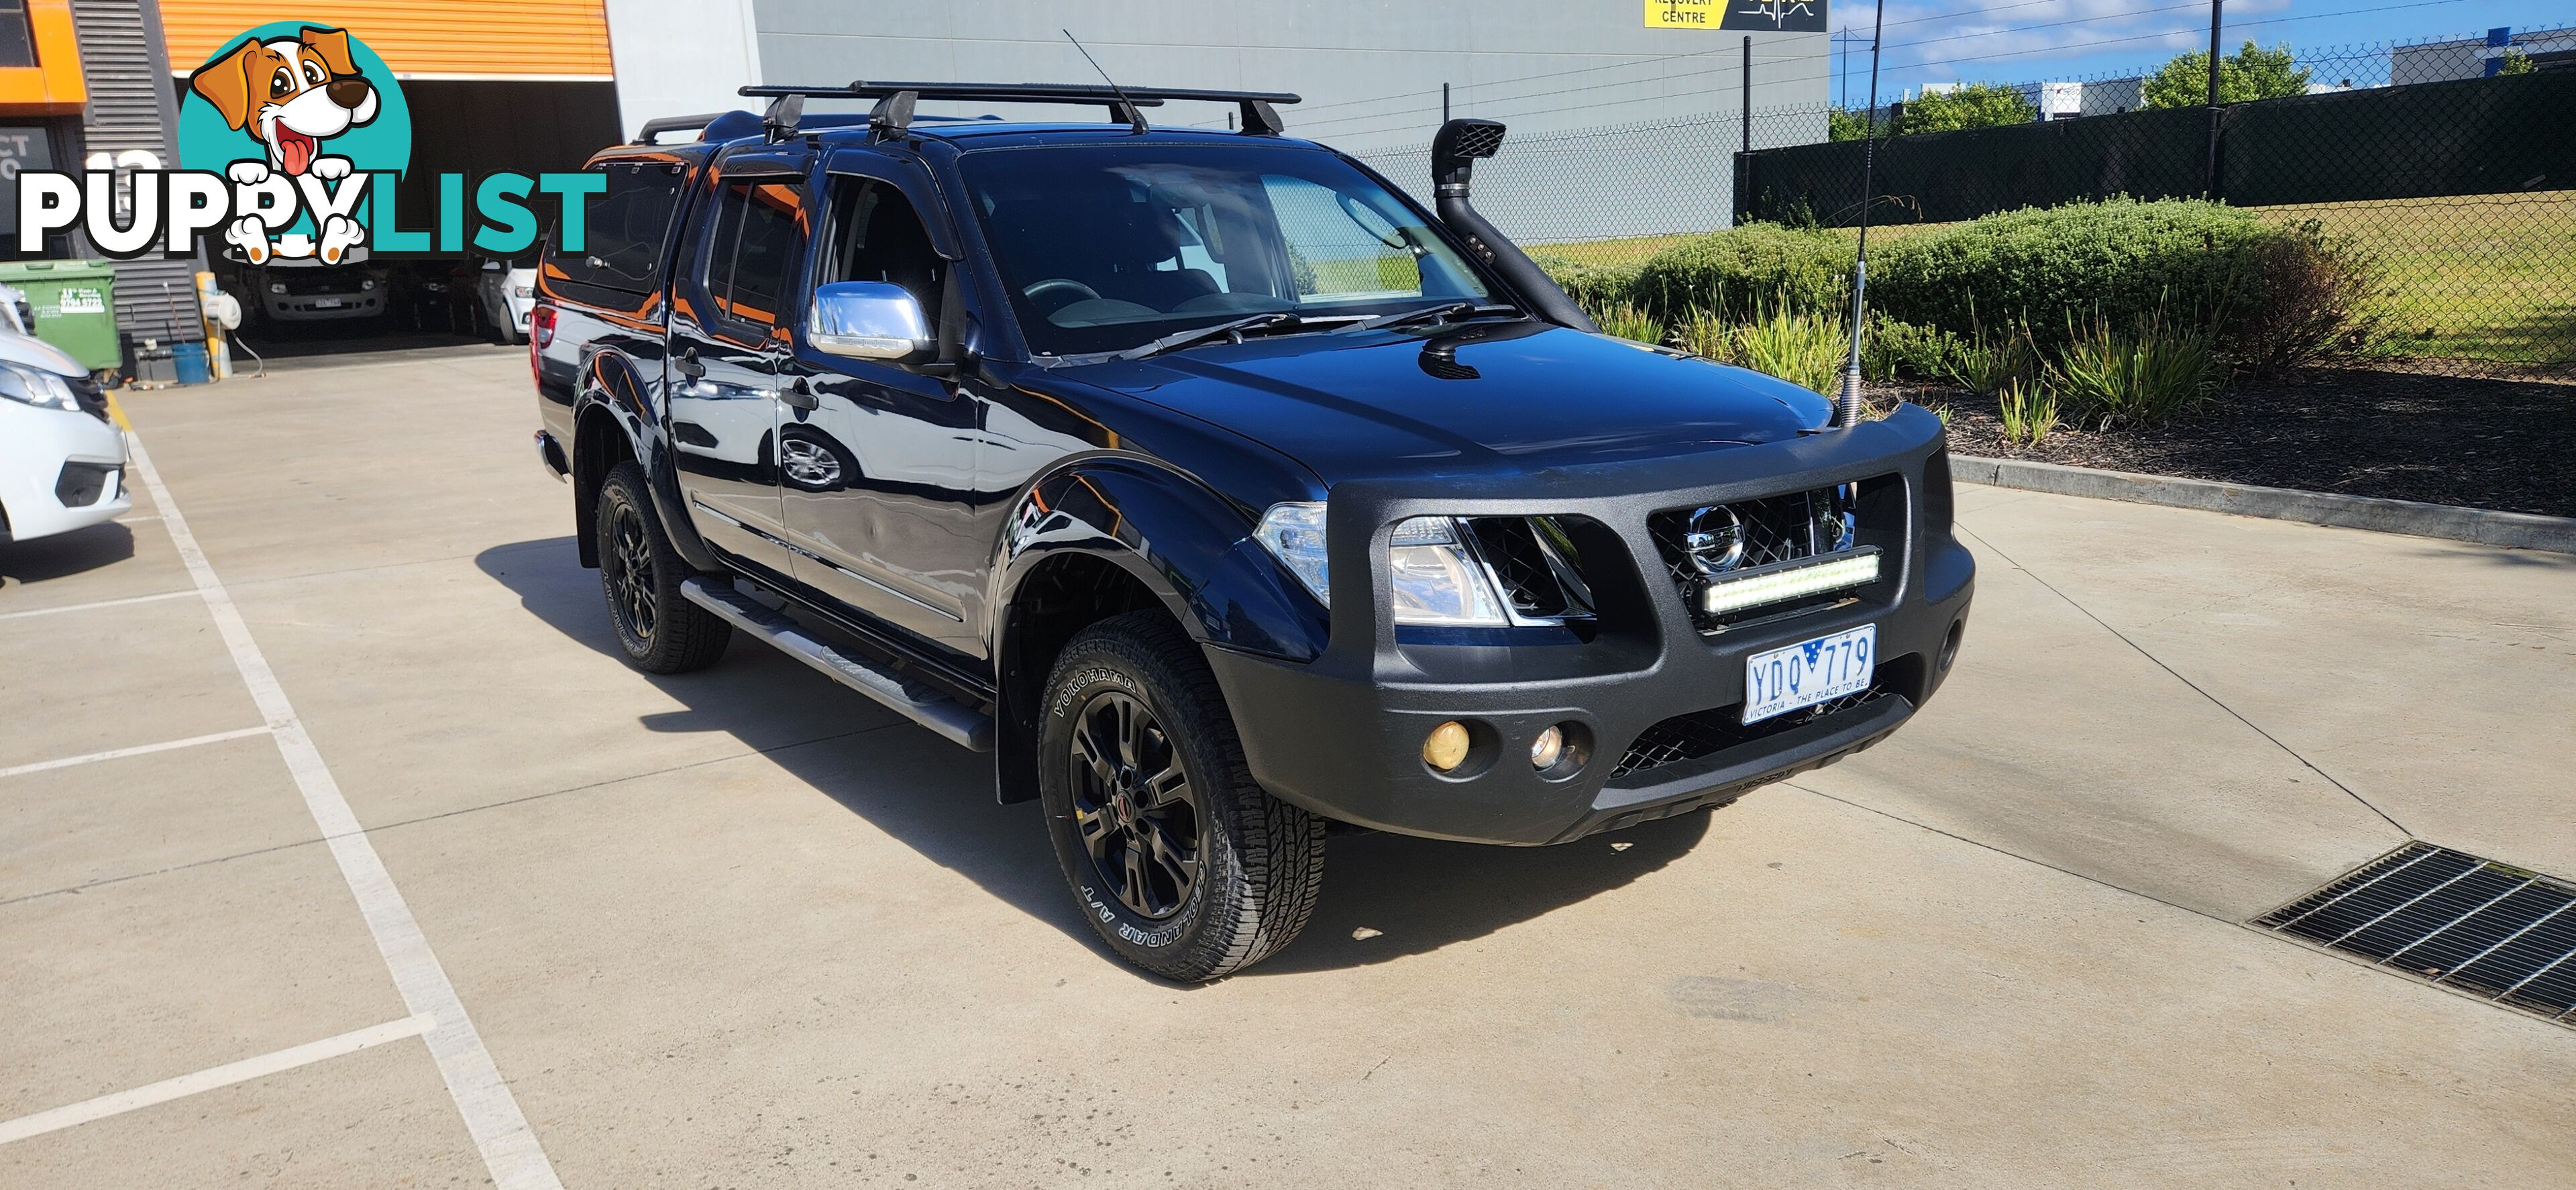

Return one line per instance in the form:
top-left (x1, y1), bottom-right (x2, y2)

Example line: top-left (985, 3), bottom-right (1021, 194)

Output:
top-left (1254, 503), bottom-right (1510, 627)
top-left (0, 361), bottom-right (82, 412)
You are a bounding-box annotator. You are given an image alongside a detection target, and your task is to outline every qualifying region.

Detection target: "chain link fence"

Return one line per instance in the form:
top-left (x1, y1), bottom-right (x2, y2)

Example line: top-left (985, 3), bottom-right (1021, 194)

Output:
top-left (1345, 27), bottom-right (2576, 376)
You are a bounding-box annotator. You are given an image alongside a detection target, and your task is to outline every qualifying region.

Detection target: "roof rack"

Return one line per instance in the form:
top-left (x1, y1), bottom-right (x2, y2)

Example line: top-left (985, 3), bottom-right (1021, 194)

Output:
top-left (737, 81), bottom-right (1299, 138)
top-left (633, 112), bottom-right (733, 145)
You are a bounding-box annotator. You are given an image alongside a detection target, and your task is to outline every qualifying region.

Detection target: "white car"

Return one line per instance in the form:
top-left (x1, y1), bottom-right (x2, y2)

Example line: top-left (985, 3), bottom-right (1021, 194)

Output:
top-left (478, 261), bottom-right (538, 344)
top-left (0, 330), bottom-right (127, 543)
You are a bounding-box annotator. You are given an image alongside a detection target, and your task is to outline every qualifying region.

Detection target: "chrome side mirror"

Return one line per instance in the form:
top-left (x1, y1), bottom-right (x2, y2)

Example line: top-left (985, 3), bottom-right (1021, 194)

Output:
top-left (807, 281), bottom-right (932, 362)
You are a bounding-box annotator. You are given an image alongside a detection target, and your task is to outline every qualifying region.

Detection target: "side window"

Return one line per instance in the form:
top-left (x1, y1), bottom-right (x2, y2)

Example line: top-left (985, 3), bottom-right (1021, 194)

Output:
top-left (542, 160), bottom-right (684, 296)
top-left (821, 177), bottom-right (945, 317)
top-left (703, 177), bottom-right (808, 338)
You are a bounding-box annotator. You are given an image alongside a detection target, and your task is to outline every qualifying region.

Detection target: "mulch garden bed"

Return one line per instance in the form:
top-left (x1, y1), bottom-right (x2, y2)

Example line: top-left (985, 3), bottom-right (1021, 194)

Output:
top-left (1886, 367), bottom-right (2576, 520)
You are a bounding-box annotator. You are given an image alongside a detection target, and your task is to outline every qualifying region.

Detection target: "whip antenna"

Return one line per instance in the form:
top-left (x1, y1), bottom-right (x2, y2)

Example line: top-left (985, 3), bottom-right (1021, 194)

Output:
top-left (1064, 30), bottom-right (1149, 134)
top-left (1835, 0), bottom-right (1889, 429)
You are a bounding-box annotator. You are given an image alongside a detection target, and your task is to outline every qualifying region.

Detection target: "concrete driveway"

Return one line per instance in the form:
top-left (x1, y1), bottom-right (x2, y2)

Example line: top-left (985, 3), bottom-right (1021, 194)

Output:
top-left (4, 346), bottom-right (2571, 1187)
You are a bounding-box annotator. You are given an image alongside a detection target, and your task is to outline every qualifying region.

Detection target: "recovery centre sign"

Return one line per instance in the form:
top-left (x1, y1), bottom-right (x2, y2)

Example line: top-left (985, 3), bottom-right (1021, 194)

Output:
top-left (1646, 0), bottom-right (1828, 32)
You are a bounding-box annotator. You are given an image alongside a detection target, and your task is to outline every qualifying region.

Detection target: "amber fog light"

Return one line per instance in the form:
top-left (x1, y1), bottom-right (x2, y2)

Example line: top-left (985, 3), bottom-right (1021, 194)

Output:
top-left (1530, 725), bottom-right (1564, 769)
top-left (1424, 721), bottom-right (1472, 771)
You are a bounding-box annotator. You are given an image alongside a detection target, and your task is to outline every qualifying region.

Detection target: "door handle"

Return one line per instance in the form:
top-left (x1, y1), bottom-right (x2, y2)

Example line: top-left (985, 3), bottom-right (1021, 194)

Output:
top-left (777, 376), bottom-right (818, 411)
top-left (675, 347), bottom-right (704, 380)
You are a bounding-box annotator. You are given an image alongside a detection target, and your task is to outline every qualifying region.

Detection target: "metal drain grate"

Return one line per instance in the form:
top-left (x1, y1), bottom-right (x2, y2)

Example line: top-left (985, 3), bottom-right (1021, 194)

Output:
top-left (2256, 842), bottom-right (2576, 1026)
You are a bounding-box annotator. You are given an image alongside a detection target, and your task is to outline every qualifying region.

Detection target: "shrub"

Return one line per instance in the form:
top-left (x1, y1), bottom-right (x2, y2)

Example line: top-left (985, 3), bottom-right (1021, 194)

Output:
top-left (1997, 377), bottom-right (2058, 445)
top-left (1675, 310), bottom-right (1733, 362)
top-left (1628, 223), bottom-right (1851, 324)
top-left (1951, 313), bottom-right (2041, 396)
top-left (1592, 302), bottom-right (1666, 345)
top-left (1863, 315), bottom-right (1971, 384)
top-left (2220, 219), bottom-right (2384, 376)
top-left (2045, 312), bottom-right (2222, 431)
top-left (1870, 198), bottom-right (2273, 356)
top-left (1729, 303), bottom-right (1849, 396)
top-left (1535, 255), bottom-right (1644, 323)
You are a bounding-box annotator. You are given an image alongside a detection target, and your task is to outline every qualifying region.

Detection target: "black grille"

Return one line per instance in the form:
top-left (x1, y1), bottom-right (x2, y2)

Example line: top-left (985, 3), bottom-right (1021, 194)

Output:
top-left (2257, 842), bottom-right (2576, 1027)
top-left (1466, 516), bottom-right (1589, 620)
top-left (279, 270), bottom-right (370, 296)
top-left (1648, 484), bottom-right (1866, 632)
top-left (1609, 686), bottom-right (1888, 783)
top-left (1450, 123), bottom-right (1505, 159)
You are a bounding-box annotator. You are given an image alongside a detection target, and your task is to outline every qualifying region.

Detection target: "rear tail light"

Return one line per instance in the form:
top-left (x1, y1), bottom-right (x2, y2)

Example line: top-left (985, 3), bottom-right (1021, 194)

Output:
top-left (529, 305), bottom-right (555, 387)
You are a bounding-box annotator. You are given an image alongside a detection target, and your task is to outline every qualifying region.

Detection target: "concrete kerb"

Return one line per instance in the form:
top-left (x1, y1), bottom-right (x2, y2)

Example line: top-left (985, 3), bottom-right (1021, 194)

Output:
top-left (1952, 455), bottom-right (2576, 557)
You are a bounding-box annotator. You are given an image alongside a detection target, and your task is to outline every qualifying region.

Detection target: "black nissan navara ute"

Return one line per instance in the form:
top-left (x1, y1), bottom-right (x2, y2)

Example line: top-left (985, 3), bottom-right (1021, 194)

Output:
top-left (529, 83), bottom-right (1974, 980)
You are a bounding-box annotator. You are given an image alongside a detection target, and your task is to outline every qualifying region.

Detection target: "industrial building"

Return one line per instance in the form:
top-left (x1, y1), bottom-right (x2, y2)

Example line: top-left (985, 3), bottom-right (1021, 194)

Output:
top-left (607, 0), bottom-right (1831, 244)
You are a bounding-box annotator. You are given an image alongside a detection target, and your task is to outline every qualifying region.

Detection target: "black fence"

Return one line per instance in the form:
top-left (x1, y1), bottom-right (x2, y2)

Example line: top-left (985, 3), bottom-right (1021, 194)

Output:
top-left (1340, 28), bottom-right (2576, 374)
top-left (1738, 70), bottom-right (2576, 223)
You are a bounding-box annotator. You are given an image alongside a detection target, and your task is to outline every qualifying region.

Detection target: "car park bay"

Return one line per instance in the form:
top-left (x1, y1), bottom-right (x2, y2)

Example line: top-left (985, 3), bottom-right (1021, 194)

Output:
top-left (2, 345), bottom-right (2571, 1187)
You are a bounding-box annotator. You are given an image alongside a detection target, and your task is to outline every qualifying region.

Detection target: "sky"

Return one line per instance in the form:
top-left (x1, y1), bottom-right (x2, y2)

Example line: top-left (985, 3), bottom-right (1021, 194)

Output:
top-left (1829, 0), bottom-right (2575, 99)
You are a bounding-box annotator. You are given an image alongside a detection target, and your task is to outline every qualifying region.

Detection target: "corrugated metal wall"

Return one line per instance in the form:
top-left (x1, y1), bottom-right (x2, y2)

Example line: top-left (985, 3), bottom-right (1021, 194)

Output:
top-left (71, 0), bottom-right (201, 347)
top-left (160, 0), bottom-right (613, 79)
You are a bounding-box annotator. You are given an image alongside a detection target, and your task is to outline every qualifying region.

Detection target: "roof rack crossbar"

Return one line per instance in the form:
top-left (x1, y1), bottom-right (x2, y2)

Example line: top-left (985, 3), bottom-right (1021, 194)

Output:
top-left (737, 82), bottom-right (1300, 136)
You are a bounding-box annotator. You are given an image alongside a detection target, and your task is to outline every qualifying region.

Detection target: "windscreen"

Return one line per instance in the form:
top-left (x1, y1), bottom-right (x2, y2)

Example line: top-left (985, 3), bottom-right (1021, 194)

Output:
top-left (959, 142), bottom-right (1494, 356)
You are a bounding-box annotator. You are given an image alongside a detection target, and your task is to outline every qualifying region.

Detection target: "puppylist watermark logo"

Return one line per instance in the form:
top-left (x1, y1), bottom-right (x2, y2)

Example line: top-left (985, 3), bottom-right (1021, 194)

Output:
top-left (11, 21), bottom-right (600, 263)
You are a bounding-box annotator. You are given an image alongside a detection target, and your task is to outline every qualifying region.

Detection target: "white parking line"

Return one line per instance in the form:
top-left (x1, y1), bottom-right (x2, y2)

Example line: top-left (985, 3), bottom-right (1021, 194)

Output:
top-left (123, 431), bottom-right (565, 1190)
top-left (0, 1014), bottom-right (436, 1146)
top-left (0, 726), bottom-right (272, 779)
top-left (0, 589), bottom-right (200, 621)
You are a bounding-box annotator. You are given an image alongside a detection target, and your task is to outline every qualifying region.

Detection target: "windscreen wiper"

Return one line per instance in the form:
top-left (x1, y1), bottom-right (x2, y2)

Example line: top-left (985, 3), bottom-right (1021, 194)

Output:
top-left (1116, 311), bottom-right (1308, 362)
top-left (1338, 301), bottom-right (1520, 334)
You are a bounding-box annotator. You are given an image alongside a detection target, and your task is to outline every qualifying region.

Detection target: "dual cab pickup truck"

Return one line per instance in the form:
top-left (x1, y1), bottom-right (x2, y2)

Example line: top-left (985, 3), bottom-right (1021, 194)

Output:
top-left (530, 84), bottom-right (1974, 979)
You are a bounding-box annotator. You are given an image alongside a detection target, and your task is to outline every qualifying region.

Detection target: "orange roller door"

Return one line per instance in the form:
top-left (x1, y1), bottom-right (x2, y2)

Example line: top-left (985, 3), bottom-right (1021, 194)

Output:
top-left (162, 1), bottom-right (612, 79)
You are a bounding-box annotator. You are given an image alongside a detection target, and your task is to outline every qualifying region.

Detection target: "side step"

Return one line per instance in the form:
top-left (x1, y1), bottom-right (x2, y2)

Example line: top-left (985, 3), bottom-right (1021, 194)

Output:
top-left (680, 578), bottom-right (994, 751)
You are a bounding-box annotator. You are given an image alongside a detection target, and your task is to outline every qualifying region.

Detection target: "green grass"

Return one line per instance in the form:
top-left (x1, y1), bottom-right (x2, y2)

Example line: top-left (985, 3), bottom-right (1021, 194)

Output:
top-left (1534, 191), bottom-right (2576, 365)
top-left (2262, 191), bottom-right (2576, 364)
top-left (1298, 251), bottom-right (1421, 296)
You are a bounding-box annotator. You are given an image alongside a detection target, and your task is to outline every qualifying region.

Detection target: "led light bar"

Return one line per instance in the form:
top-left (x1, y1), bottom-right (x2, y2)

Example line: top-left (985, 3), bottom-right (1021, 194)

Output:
top-left (1697, 548), bottom-right (1882, 618)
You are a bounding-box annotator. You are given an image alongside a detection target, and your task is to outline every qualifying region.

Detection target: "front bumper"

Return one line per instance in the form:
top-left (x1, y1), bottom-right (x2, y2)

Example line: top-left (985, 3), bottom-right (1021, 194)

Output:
top-left (1203, 404), bottom-right (1973, 846)
top-left (264, 292), bottom-right (384, 321)
top-left (0, 400), bottom-right (130, 543)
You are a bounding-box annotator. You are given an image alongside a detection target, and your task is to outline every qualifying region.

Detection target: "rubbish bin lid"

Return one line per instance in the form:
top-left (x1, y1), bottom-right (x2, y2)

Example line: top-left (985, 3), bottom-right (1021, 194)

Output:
top-left (0, 259), bottom-right (117, 279)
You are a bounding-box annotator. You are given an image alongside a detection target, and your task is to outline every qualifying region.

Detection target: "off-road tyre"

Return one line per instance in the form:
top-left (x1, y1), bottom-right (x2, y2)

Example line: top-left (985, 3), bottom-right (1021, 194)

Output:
top-left (596, 462), bottom-right (731, 674)
top-left (1038, 611), bottom-right (1325, 981)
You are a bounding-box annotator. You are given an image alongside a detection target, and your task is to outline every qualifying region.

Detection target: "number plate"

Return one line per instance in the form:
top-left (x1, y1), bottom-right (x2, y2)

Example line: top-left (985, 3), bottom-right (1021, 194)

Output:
top-left (313, 298), bottom-right (343, 309)
top-left (1742, 624), bottom-right (1876, 724)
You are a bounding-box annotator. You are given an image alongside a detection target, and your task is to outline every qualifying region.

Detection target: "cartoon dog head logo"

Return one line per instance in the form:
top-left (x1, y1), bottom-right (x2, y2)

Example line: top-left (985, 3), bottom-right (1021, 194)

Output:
top-left (187, 27), bottom-right (380, 178)
top-left (178, 23), bottom-right (411, 265)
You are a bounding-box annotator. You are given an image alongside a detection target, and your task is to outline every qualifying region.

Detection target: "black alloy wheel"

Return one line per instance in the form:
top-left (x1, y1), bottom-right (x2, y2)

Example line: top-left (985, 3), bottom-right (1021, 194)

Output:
top-left (603, 498), bottom-right (657, 645)
top-left (1036, 612), bottom-right (1326, 980)
top-left (594, 462), bottom-right (731, 674)
top-left (1067, 690), bottom-right (1202, 919)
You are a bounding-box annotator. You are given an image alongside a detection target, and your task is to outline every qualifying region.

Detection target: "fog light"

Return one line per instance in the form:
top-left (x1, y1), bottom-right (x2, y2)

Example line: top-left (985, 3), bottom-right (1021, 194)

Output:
top-left (1530, 725), bottom-right (1564, 769)
top-left (1424, 720), bottom-right (1470, 771)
